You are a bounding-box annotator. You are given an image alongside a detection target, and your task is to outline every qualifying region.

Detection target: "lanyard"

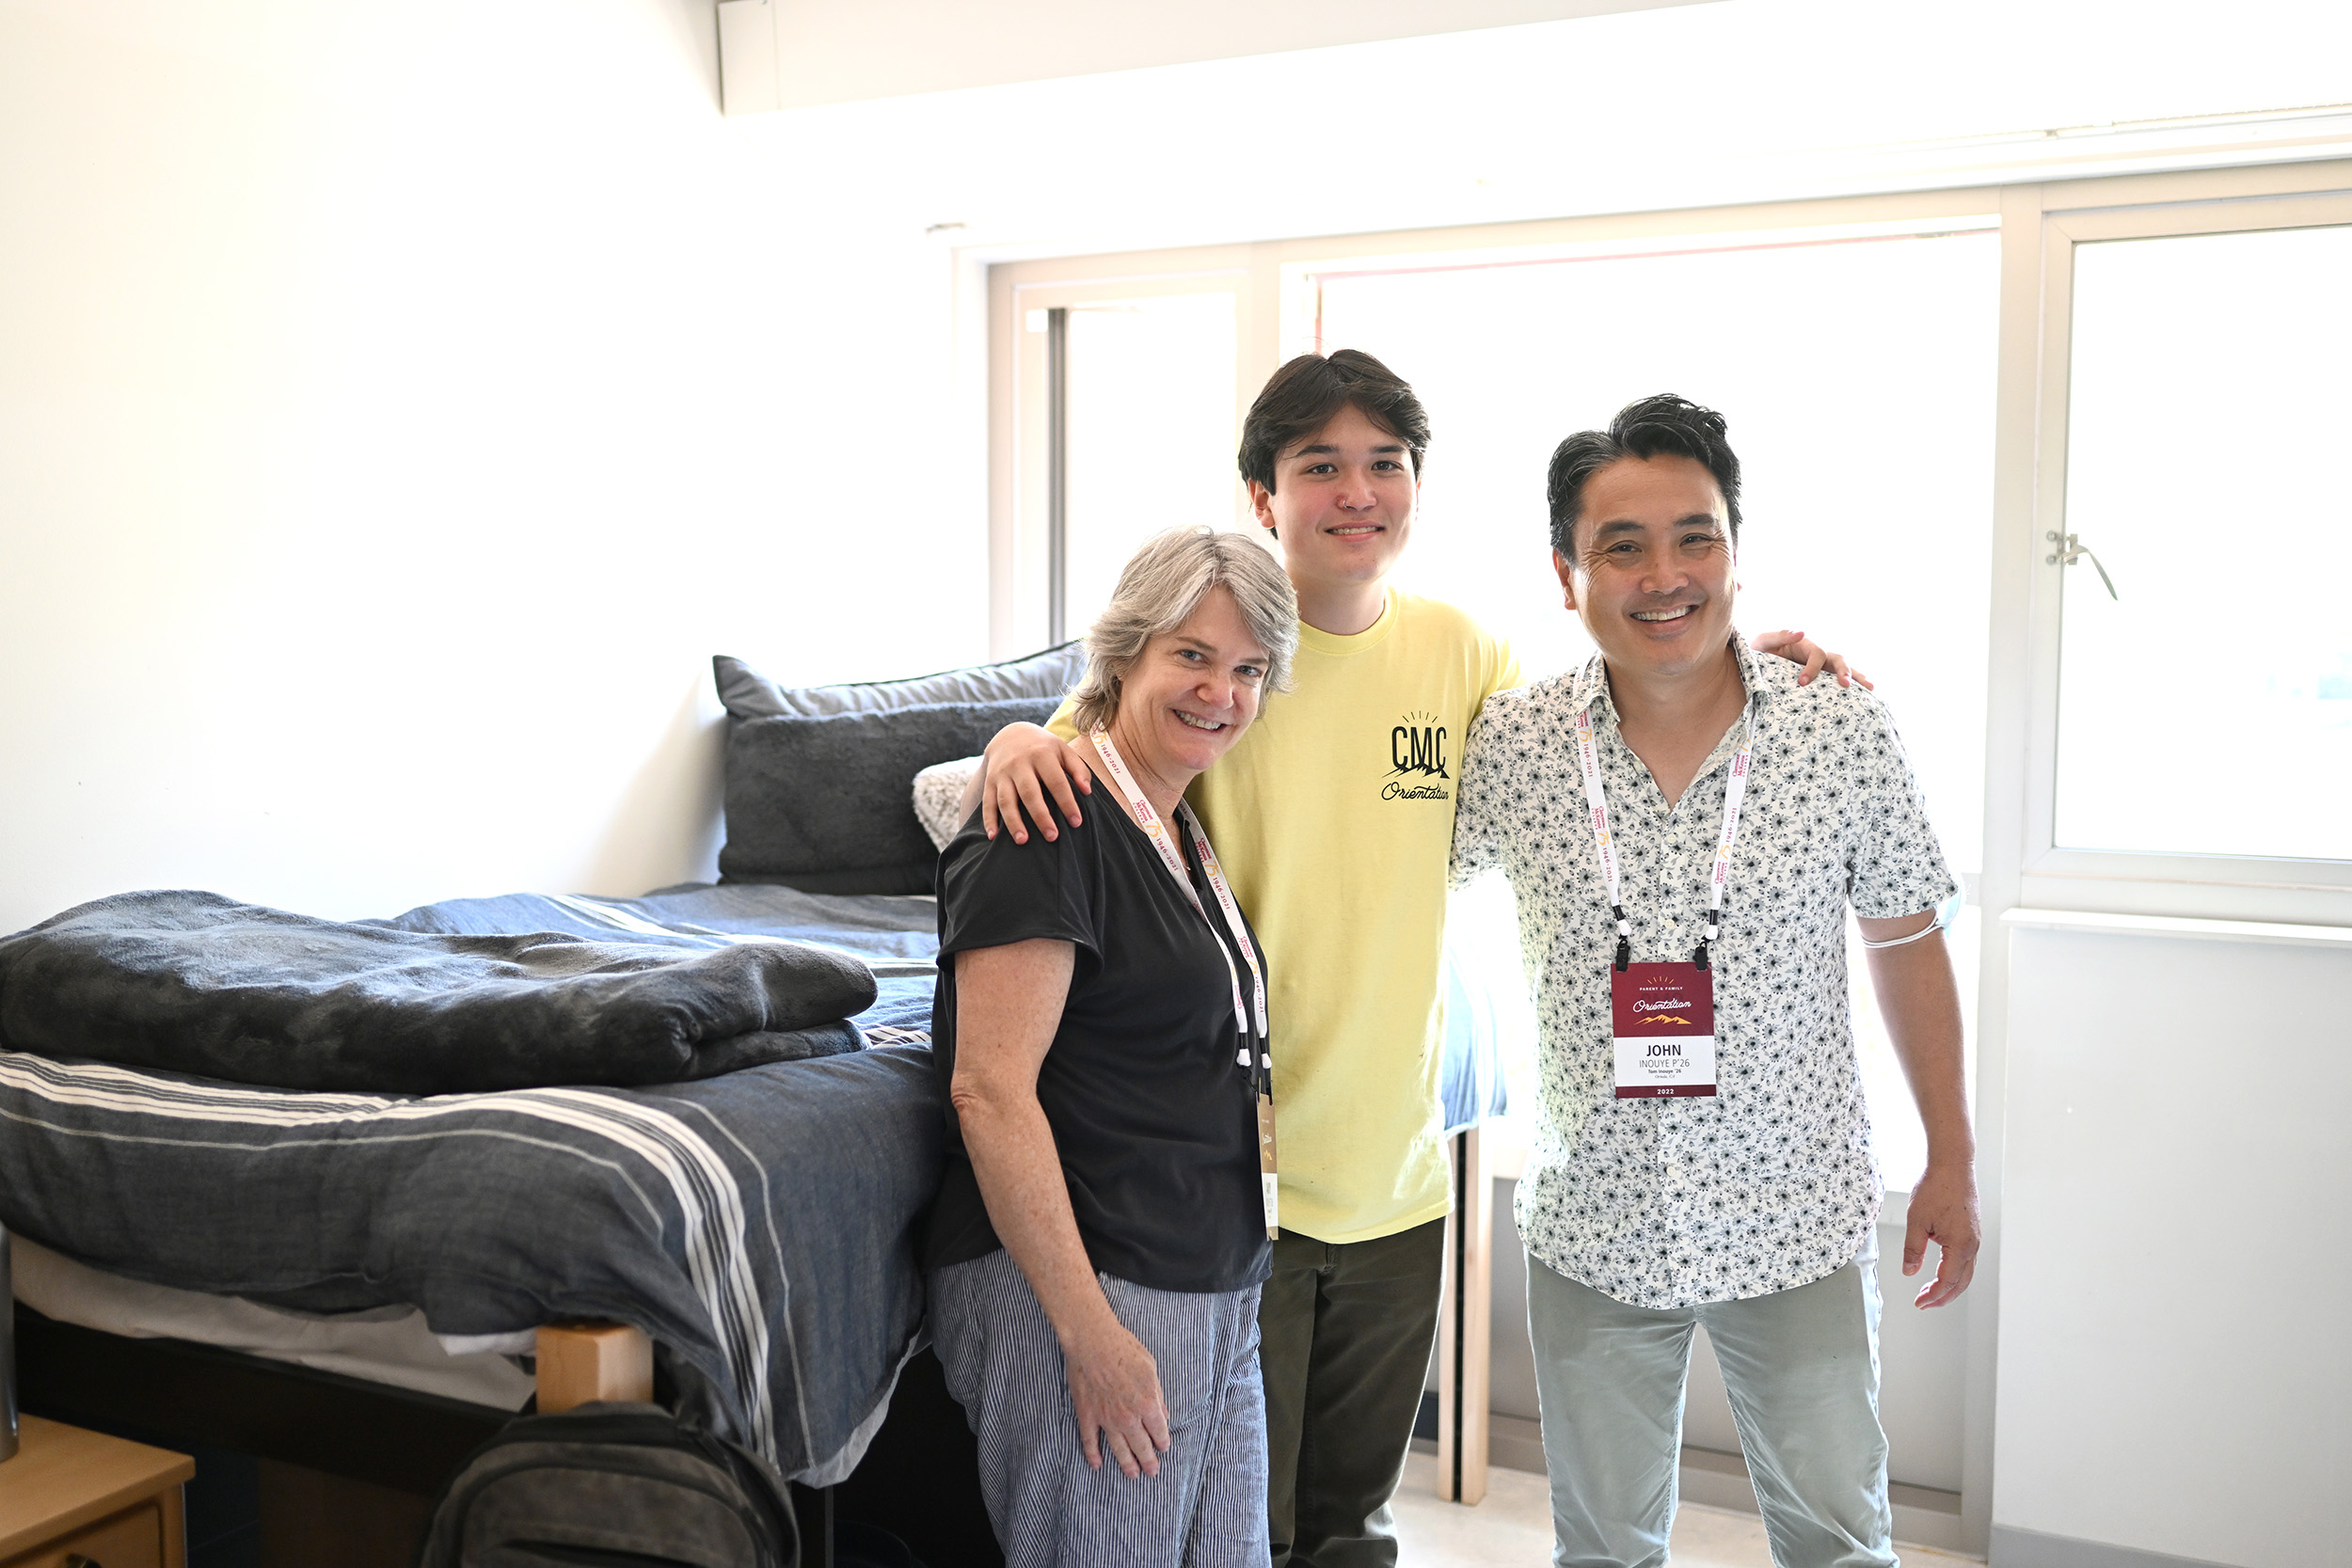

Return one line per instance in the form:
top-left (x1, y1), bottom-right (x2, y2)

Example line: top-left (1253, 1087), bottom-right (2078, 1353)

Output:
top-left (1087, 729), bottom-right (1270, 1088)
top-left (1570, 701), bottom-right (1754, 972)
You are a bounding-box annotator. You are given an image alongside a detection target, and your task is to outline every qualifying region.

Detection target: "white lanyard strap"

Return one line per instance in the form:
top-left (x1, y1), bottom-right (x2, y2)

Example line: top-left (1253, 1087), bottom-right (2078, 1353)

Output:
top-left (1571, 702), bottom-right (1754, 972)
top-left (1087, 729), bottom-right (1270, 1076)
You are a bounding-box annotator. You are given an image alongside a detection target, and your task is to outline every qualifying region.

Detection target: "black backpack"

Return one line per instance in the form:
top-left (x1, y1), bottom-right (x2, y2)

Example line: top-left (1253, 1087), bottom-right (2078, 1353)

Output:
top-left (418, 1402), bottom-right (799, 1568)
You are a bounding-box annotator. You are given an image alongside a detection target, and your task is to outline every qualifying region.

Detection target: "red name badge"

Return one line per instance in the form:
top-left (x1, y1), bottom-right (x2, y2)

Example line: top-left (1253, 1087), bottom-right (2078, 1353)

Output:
top-left (1611, 961), bottom-right (1717, 1099)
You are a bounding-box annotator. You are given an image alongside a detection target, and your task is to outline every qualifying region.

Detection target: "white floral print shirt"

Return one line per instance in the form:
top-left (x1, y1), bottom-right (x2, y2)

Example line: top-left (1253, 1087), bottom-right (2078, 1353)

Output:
top-left (1452, 637), bottom-right (1957, 1308)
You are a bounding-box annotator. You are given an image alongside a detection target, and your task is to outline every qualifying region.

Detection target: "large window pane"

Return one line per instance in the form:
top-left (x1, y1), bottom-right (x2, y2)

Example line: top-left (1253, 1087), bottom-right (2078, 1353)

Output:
top-left (1313, 229), bottom-right (2000, 874)
top-left (1062, 293), bottom-right (1240, 635)
top-left (1316, 231), bottom-right (1999, 1191)
top-left (2057, 224), bottom-right (2352, 862)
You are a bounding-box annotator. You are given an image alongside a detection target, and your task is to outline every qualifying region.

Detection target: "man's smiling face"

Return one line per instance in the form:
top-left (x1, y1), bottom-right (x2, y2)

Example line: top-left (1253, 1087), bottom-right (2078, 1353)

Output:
top-left (1554, 452), bottom-right (1738, 680)
top-left (1248, 402), bottom-right (1418, 600)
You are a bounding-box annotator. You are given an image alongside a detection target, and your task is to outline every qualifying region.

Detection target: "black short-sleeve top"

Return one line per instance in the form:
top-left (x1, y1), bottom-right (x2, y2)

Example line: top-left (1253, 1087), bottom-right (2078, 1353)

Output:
top-left (924, 799), bottom-right (1274, 1295)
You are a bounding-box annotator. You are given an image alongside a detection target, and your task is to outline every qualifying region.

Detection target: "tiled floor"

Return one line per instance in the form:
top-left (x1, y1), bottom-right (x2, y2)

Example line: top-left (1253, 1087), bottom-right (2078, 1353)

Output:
top-left (1390, 1454), bottom-right (1984, 1566)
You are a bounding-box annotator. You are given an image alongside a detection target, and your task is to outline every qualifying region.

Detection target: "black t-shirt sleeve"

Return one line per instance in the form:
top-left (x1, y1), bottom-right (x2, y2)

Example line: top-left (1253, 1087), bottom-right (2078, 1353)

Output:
top-left (936, 819), bottom-right (1103, 968)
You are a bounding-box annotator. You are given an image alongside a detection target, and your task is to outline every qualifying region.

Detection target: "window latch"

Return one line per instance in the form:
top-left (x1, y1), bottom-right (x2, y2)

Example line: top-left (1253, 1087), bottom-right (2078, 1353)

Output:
top-left (2044, 531), bottom-right (2119, 599)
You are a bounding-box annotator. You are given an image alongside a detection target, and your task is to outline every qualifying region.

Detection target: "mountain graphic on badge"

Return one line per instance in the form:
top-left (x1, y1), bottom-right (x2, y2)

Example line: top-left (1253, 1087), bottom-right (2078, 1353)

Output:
top-left (1640, 1015), bottom-right (1694, 1027)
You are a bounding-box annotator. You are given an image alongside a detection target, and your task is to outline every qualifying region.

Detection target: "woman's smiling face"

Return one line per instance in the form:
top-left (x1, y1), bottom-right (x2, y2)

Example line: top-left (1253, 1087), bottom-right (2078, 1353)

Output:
top-left (1105, 584), bottom-right (1272, 794)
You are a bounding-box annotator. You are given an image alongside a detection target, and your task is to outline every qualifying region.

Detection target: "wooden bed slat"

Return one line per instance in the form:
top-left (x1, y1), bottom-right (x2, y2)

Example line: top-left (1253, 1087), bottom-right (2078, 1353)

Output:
top-left (534, 1321), bottom-right (655, 1413)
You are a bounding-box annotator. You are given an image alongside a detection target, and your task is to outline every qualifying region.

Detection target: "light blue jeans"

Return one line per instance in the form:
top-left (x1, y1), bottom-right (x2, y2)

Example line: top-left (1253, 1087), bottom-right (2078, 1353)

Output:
top-left (1527, 1234), bottom-right (1895, 1568)
top-left (930, 1247), bottom-right (1271, 1568)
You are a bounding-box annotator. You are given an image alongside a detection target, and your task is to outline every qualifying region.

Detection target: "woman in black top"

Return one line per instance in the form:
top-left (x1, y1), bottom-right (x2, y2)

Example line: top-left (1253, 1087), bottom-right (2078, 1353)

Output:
top-left (927, 526), bottom-right (1297, 1568)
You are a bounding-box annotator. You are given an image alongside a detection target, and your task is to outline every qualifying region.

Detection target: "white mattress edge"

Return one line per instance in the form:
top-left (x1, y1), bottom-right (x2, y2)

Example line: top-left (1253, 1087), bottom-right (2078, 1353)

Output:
top-left (12, 1235), bottom-right (533, 1412)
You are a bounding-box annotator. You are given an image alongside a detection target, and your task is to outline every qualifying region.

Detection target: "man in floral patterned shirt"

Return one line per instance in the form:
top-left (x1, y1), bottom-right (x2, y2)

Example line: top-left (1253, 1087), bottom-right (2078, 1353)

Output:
top-left (1451, 394), bottom-right (1979, 1567)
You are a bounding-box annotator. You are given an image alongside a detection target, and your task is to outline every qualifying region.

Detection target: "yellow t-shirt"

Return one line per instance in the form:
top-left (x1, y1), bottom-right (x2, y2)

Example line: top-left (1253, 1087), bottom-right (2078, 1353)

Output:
top-left (1052, 588), bottom-right (1519, 1243)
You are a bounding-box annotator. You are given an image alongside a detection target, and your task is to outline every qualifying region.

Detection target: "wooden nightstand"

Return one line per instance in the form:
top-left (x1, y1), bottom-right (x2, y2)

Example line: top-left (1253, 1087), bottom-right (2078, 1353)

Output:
top-left (0, 1417), bottom-right (192, 1568)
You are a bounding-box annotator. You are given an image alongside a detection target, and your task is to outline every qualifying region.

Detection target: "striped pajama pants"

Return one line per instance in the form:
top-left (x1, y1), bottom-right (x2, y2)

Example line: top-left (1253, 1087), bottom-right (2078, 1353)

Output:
top-left (930, 1247), bottom-right (1271, 1568)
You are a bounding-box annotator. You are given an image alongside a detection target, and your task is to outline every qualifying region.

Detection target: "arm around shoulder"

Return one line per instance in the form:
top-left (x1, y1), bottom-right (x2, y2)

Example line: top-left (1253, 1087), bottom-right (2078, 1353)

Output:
top-left (959, 720), bottom-right (1094, 843)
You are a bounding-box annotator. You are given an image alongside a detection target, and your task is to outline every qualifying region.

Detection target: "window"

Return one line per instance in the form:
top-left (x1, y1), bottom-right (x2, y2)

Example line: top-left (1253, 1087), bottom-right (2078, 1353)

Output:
top-left (2053, 222), bottom-right (2352, 863)
top-left (1001, 217), bottom-right (2004, 1191)
top-left (988, 166), bottom-right (2352, 1191)
top-left (2023, 181), bottom-right (2352, 920)
top-left (1311, 227), bottom-right (2001, 1192)
top-left (1057, 293), bottom-right (1240, 638)
top-left (1307, 224), bottom-right (2001, 875)
top-left (992, 261), bottom-right (1255, 652)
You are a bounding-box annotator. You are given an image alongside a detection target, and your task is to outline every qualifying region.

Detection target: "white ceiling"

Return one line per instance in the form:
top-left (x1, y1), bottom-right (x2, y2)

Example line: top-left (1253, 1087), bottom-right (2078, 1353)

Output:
top-left (766, 0), bottom-right (1725, 108)
top-left (733, 0), bottom-right (2352, 257)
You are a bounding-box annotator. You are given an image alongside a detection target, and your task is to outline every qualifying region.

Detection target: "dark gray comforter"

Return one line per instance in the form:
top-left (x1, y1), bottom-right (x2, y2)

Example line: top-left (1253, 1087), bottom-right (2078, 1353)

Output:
top-left (0, 890), bottom-right (878, 1093)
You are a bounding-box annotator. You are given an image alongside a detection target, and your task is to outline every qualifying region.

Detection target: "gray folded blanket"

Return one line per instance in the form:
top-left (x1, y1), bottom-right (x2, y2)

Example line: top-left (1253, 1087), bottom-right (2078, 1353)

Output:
top-left (0, 890), bottom-right (878, 1094)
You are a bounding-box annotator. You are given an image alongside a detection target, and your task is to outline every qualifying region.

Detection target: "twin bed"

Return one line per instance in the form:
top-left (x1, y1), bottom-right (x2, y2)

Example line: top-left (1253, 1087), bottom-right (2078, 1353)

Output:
top-left (4, 643), bottom-right (1513, 1565)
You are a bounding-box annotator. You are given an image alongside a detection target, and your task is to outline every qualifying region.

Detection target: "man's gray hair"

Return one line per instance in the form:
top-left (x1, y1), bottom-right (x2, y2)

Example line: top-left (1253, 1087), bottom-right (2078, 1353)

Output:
top-left (1068, 527), bottom-right (1297, 734)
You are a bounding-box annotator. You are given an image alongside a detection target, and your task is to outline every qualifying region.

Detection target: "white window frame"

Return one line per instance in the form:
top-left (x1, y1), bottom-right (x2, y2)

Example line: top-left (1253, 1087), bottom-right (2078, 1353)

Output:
top-left (985, 250), bottom-right (1270, 654)
top-left (985, 191), bottom-right (2005, 656)
top-left (2009, 165), bottom-right (2352, 927)
top-left (989, 161), bottom-right (2352, 926)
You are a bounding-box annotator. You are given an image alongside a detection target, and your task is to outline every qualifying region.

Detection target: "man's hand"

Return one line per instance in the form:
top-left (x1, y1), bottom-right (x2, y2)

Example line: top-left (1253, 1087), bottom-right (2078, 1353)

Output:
top-left (1752, 629), bottom-right (1872, 690)
top-left (1901, 1159), bottom-right (1980, 1308)
top-left (961, 722), bottom-right (1092, 843)
top-left (1063, 1318), bottom-right (1172, 1478)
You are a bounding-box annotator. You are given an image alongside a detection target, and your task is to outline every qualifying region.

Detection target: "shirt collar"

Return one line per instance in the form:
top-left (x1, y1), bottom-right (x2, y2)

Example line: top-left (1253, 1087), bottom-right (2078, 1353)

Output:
top-left (1568, 630), bottom-right (1767, 728)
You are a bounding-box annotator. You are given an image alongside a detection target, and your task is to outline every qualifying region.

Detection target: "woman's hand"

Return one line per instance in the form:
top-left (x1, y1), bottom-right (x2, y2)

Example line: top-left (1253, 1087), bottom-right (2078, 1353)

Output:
top-left (960, 722), bottom-right (1093, 844)
top-left (1062, 1316), bottom-right (1172, 1479)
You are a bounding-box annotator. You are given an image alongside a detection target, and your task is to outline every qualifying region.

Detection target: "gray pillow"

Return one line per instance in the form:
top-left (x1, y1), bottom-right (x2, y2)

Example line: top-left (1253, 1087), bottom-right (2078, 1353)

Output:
top-left (712, 643), bottom-right (1084, 721)
top-left (718, 698), bottom-right (1060, 895)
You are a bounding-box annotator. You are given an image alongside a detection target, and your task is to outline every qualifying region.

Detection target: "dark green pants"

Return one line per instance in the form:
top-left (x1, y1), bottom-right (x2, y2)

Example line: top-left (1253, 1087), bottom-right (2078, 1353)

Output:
top-left (1258, 1217), bottom-right (1446, 1568)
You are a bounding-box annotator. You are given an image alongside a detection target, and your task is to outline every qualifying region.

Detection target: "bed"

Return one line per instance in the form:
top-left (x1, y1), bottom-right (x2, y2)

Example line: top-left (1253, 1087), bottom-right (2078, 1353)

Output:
top-left (1, 883), bottom-right (946, 1487)
top-left (3, 640), bottom-right (1516, 1564)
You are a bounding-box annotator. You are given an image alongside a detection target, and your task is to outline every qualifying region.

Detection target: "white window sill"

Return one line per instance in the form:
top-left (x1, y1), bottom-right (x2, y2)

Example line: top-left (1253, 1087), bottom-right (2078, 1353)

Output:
top-left (1998, 907), bottom-right (2352, 949)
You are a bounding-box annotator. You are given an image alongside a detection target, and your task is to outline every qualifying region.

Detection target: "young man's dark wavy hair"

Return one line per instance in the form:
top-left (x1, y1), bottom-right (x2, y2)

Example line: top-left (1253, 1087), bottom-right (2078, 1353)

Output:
top-left (1546, 393), bottom-right (1742, 559)
top-left (1238, 349), bottom-right (1431, 499)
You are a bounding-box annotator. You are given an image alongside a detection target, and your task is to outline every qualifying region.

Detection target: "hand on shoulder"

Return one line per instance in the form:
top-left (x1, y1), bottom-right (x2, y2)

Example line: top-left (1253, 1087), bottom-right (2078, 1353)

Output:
top-left (975, 721), bottom-right (1094, 844)
top-left (1751, 629), bottom-right (1872, 691)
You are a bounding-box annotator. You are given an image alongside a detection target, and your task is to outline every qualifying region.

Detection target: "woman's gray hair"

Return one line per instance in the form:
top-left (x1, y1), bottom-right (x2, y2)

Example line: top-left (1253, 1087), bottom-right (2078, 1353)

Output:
top-left (1068, 527), bottom-right (1298, 734)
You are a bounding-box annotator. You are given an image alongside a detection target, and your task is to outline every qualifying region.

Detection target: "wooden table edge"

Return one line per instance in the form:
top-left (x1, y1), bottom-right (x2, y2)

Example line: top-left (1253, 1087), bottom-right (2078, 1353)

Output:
top-left (0, 1415), bottom-right (196, 1559)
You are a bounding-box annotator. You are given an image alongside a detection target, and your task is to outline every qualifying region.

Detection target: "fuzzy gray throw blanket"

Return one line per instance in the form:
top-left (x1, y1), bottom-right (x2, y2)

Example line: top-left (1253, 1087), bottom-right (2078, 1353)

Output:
top-left (0, 890), bottom-right (878, 1093)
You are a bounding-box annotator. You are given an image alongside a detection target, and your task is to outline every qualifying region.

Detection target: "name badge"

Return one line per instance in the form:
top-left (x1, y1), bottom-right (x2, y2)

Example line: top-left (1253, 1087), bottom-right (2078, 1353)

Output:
top-left (1256, 1093), bottom-right (1279, 1238)
top-left (1612, 961), bottom-right (1717, 1099)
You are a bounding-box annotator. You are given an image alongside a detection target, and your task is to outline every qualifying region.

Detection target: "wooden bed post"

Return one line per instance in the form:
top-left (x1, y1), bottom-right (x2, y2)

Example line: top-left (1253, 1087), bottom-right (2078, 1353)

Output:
top-left (1435, 1126), bottom-right (1493, 1505)
top-left (535, 1323), bottom-right (655, 1414)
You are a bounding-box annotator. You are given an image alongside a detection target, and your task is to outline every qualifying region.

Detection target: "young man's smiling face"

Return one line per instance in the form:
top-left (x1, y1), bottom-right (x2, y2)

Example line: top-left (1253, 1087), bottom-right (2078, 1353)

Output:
top-left (1248, 403), bottom-right (1419, 603)
top-left (1554, 452), bottom-right (1739, 681)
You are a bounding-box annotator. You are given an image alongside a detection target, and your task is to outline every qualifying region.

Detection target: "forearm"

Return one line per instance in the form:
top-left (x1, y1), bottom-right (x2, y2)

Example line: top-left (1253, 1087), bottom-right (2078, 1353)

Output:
top-left (960, 1091), bottom-right (1119, 1347)
top-left (1863, 930), bottom-right (1974, 1166)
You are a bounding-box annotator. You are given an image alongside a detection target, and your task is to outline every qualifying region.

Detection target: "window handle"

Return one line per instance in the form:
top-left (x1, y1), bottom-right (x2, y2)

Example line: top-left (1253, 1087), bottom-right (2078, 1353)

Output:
top-left (2045, 531), bottom-right (2120, 599)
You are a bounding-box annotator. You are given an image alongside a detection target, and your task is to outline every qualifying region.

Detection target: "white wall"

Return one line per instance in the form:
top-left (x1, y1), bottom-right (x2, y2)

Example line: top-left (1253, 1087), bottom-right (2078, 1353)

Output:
top-left (0, 0), bottom-right (987, 932)
top-left (1994, 921), bottom-right (2352, 1567)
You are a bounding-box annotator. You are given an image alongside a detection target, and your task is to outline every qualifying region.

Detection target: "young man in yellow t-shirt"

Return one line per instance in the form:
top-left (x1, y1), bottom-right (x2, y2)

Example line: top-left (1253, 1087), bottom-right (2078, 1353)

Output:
top-left (968, 351), bottom-right (1851, 1567)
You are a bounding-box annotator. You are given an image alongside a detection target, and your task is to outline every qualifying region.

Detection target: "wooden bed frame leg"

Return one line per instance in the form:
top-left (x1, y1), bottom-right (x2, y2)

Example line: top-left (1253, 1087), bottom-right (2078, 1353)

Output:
top-left (535, 1322), bottom-right (655, 1414)
top-left (1436, 1126), bottom-right (1493, 1506)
